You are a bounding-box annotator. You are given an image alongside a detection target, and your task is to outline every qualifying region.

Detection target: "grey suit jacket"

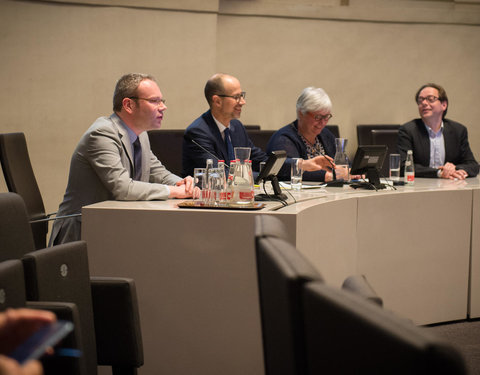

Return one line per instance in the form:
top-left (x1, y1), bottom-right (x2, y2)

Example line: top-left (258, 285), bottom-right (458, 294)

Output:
top-left (50, 113), bottom-right (182, 245)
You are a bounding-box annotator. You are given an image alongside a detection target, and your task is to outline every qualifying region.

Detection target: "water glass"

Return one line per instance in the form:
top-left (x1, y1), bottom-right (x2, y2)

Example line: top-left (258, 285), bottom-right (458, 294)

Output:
top-left (389, 154), bottom-right (401, 181)
top-left (193, 168), bottom-right (207, 204)
top-left (234, 147), bottom-right (251, 163)
top-left (208, 168), bottom-right (225, 205)
top-left (291, 158), bottom-right (303, 190)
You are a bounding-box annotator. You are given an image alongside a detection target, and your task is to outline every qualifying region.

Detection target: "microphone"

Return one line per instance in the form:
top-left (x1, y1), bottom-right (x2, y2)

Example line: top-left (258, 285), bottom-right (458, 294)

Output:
top-left (184, 134), bottom-right (229, 171)
top-left (184, 134), bottom-right (221, 162)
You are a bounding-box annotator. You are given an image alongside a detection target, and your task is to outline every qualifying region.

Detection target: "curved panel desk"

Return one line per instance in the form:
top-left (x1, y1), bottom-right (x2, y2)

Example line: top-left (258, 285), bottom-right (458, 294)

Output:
top-left (82, 177), bottom-right (479, 375)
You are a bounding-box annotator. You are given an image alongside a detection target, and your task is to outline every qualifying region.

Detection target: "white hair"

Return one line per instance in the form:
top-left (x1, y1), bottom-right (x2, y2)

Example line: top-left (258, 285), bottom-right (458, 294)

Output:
top-left (296, 87), bottom-right (332, 115)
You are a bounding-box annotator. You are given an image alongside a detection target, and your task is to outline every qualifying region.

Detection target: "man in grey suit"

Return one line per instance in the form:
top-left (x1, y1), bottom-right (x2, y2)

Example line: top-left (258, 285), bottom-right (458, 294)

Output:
top-left (50, 73), bottom-right (193, 245)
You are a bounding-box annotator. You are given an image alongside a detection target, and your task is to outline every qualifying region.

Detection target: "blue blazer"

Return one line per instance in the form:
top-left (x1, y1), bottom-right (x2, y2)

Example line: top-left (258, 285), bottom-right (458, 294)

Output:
top-left (182, 110), bottom-right (267, 177)
top-left (398, 118), bottom-right (479, 178)
top-left (267, 121), bottom-right (336, 181)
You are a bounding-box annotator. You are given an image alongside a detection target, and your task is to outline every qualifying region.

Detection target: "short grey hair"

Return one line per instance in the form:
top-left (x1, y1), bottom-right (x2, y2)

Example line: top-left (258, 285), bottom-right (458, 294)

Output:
top-left (113, 73), bottom-right (157, 112)
top-left (296, 87), bottom-right (332, 116)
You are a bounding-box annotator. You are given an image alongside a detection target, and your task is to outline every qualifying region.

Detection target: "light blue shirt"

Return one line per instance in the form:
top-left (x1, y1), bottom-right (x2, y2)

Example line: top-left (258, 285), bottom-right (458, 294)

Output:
top-left (425, 122), bottom-right (445, 169)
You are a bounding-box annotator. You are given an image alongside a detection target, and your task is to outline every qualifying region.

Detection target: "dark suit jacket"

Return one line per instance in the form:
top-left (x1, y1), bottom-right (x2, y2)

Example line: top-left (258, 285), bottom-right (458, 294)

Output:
top-left (266, 121), bottom-right (336, 181)
top-left (182, 110), bottom-right (267, 177)
top-left (397, 118), bottom-right (479, 178)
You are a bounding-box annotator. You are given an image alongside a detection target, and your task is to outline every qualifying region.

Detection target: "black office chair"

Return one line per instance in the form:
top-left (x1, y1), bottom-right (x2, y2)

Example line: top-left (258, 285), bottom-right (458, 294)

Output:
top-left (303, 281), bottom-right (467, 374)
top-left (357, 124), bottom-right (400, 147)
top-left (255, 215), bottom-right (382, 375)
top-left (371, 129), bottom-right (400, 177)
top-left (325, 124), bottom-right (340, 138)
top-left (147, 129), bottom-right (184, 176)
top-left (255, 216), bottom-right (322, 375)
top-left (0, 133), bottom-right (50, 249)
top-left (246, 130), bottom-right (275, 152)
top-left (0, 258), bottom-right (85, 375)
top-left (0, 192), bottom-right (144, 375)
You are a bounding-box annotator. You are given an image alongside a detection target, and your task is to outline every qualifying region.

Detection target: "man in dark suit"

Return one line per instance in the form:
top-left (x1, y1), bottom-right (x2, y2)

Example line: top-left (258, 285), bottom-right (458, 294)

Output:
top-left (182, 73), bottom-right (268, 177)
top-left (398, 83), bottom-right (479, 179)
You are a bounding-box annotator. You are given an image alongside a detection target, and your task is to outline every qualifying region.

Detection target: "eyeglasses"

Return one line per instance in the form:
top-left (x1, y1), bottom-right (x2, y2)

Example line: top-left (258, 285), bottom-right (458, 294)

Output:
top-left (217, 92), bottom-right (246, 103)
top-left (417, 96), bottom-right (439, 105)
top-left (130, 97), bottom-right (166, 107)
top-left (311, 113), bottom-right (333, 122)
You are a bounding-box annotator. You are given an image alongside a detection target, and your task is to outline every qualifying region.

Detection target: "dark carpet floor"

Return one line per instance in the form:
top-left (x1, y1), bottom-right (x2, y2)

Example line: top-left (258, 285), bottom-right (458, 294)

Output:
top-left (427, 319), bottom-right (480, 374)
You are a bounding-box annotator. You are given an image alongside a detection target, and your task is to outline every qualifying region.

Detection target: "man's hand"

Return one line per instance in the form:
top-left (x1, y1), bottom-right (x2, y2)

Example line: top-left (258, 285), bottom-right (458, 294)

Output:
top-left (439, 163), bottom-right (468, 180)
top-left (169, 176), bottom-right (194, 198)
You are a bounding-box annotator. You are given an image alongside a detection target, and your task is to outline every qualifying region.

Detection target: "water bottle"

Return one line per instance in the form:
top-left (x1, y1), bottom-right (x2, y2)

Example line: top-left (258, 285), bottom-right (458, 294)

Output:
top-left (205, 159), bottom-right (213, 201)
top-left (226, 160), bottom-right (237, 201)
top-left (217, 160), bottom-right (227, 203)
top-left (231, 159), bottom-right (254, 205)
top-left (404, 150), bottom-right (415, 185)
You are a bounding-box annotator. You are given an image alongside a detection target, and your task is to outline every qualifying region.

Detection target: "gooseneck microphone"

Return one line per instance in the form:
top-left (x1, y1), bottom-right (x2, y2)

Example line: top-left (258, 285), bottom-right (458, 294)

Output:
top-left (184, 134), bottom-right (229, 171)
top-left (184, 134), bottom-right (220, 162)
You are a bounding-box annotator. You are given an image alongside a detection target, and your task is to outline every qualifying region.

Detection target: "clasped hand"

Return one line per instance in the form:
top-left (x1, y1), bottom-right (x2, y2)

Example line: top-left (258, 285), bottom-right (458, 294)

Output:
top-left (439, 163), bottom-right (468, 180)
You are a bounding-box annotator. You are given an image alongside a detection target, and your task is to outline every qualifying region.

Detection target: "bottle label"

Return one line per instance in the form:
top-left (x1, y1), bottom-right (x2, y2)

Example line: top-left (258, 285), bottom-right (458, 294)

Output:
top-left (406, 174), bottom-right (415, 182)
top-left (239, 191), bottom-right (254, 200)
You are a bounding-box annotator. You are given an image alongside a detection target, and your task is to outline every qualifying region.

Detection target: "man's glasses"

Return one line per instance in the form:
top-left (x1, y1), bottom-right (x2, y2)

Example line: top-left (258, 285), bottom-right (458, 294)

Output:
top-left (416, 96), bottom-right (439, 105)
top-left (217, 92), bottom-right (246, 103)
top-left (311, 113), bottom-right (333, 122)
top-left (130, 97), bottom-right (166, 107)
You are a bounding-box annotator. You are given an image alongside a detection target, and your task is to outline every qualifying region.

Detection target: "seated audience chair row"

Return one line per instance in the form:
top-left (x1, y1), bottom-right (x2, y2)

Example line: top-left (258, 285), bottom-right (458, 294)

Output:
top-left (255, 215), bottom-right (466, 375)
top-left (0, 192), bottom-right (144, 375)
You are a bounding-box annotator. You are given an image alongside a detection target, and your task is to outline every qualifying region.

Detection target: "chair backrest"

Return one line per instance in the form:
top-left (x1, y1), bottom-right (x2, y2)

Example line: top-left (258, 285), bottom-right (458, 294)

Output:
top-left (357, 124), bottom-right (400, 146)
top-left (0, 192), bottom-right (36, 261)
top-left (325, 124), bottom-right (340, 138)
top-left (371, 129), bottom-right (400, 177)
top-left (0, 133), bottom-right (48, 249)
top-left (303, 281), bottom-right (466, 375)
top-left (247, 130), bottom-right (275, 152)
top-left (22, 241), bottom-right (98, 375)
top-left (147, 129), bottom-right (184, 176)
top-left (244, 125), bottom-right (261, 130)
top-left (255, 215), bottom-right (323, 375)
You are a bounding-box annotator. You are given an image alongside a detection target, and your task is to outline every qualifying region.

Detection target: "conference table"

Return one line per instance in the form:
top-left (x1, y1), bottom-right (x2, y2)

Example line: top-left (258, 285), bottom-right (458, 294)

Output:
top-left (82, 177), bottom-right (480, 375)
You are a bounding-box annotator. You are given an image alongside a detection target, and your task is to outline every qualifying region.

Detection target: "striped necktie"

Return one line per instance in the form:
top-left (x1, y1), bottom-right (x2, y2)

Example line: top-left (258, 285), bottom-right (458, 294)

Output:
top-left (133, 137), bottom-right (142, 181)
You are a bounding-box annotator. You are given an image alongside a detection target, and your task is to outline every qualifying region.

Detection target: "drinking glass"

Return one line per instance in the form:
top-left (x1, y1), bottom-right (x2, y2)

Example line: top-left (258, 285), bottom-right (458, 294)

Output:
top-left (291, 158), bottom-right (303, 190)
top-left (389, 154), bottom-right (401, 182)
top-left (193, 168), bottom-right (207, 204)
top-left (207, 168), bottom-right (225, 205)
top-left (234, 147), bottom-right (251, 163)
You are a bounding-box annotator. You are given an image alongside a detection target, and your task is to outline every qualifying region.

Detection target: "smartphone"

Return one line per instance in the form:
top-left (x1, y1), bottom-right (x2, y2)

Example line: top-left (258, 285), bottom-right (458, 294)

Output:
top-left (9, 320), bottom-right (74, 364)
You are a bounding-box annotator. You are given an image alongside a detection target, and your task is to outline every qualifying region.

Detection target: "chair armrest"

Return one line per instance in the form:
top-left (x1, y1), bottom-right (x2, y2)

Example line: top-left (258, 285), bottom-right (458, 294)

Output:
top-left (26, 301), bottom-right (87, 375)
top-left (341, 275), bottom-right (383, 307)
top-left (90, 277), bottom-right (144, 368)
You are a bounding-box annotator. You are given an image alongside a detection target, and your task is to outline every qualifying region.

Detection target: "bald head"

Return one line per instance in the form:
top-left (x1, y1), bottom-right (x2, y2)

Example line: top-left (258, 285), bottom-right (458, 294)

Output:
top-left (204, 73), bottom-right (239, 107)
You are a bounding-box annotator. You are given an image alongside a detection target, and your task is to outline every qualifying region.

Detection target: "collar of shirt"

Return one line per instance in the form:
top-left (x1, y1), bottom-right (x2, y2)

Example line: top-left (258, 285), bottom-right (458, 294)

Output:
top-left (213, 115), bottom-right (229, 140)
top-left (116, 115), bottom-right (139, 151)
top-left (424, 121), bottom-right (444, 138)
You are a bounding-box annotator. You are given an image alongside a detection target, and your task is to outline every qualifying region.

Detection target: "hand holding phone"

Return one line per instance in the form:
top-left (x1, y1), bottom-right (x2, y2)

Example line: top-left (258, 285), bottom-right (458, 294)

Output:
top-left (9, 320), bottom-right (74, 364)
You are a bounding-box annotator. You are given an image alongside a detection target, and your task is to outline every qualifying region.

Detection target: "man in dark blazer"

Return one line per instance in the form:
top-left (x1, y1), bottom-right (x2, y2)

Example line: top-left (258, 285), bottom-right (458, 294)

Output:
top-left (182, 73), bottom-right (268, 177)
top-left (50, 73), bottom-right (193, 245)
top-left (398, 83), bottom-right (479, 179)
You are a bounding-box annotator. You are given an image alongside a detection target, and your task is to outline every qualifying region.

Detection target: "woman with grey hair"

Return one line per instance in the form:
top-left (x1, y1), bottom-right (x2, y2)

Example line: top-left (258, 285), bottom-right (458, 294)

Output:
top-left (267, 87), bottom-right (340, 182)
